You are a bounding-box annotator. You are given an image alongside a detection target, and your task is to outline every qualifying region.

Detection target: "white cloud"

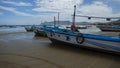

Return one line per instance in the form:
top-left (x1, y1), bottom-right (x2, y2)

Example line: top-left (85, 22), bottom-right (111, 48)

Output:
top-left (33, 0), bottom-right (120, 22)
top-left (1, 0), bottom-right (120, 24)
top-left (0, 5), bottom-right (33, 16)
top-left (78, 1), bottom-right (112, 17)
top-left (75, 1), bottom-right (120, 22)
top-left (33, 0), bottom-right (83, 13)
top-left (32, 0), bottom-right (83, 22)
top-left (34, 0), bottom-right (119, 22)
top-left (2, 0), bottom-right (32, 6)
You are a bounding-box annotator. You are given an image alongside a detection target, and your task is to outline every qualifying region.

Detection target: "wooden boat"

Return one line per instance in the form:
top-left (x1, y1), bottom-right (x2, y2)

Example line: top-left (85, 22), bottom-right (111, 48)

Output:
top-left (66, 25), bottom-right (87, 29)
top-left (44, 26), bottom-right (120, 55)
top-left (34, 27), bottom-right (47, 37)
top-left (44, 5), bottom-right (120, 55)
top-left (97, 25), bottom-right (120, 32)
top-left (25, 26), bottom-right (35, 32)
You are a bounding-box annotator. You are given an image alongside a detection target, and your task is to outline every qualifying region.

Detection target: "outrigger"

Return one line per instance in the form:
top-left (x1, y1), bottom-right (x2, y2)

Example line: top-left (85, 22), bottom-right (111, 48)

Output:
top-left (44, 5), bottom-right (120, 55)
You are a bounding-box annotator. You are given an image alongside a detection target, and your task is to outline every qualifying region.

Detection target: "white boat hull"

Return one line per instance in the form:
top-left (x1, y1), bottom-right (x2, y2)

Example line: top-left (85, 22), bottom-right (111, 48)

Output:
top-left (45, 30), bottom-right (120, 55)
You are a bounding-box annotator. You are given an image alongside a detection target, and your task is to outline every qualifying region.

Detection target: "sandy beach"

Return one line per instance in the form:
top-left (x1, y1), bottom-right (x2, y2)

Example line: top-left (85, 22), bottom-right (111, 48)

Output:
top-left (0, 31), bottom-right (120, 68)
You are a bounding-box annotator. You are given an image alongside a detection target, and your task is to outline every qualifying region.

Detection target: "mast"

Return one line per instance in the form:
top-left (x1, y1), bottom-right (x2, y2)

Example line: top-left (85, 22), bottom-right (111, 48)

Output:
top-left (73, 5), bottom-right (76, 25)
top-left (54, 16), bottom-right (56, 27)
top-left (58, 12), bottom-right (59, 27)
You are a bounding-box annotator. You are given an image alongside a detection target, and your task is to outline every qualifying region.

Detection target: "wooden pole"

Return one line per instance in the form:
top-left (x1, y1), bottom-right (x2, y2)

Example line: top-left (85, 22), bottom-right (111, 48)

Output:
top-left (73, 5), bottom-right (76, 25)
top-left (58, 12), bottom-right (59, 27)
top-left (54, 16), bottom-right (56, 27)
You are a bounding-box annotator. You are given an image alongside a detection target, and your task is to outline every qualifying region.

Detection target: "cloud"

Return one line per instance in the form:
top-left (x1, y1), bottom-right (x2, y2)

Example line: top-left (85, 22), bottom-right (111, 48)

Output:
top-left (33, 0), bottom-right (83, 13)
top-left (33, 0), bottom-right (118, 22)
top-left (0, 5), bottom-right (33, 16)
top-left (78, 1), bottom-right (112, 17)
top-left (74, 1), bottom-right (120, 22)
top-left (2, 0), bottom-right (32, 6)
top-left (32, 0), bottom-right (84, 22)
top-left (1, 0), bottom-right (120, 24)
top-left (78, 1), bottom-right (120, 22)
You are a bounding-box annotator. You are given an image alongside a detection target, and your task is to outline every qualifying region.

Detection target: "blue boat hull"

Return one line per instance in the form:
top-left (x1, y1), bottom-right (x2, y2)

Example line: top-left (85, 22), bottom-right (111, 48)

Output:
top-left (44, 27), bottom-right (120, 55)
top-left (97, 25), bottom-right (120, 32)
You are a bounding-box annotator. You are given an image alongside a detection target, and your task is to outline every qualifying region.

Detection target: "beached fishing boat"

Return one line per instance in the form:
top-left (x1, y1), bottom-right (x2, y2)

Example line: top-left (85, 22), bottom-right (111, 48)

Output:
top-left (34, 26), bottom-right (47, 37)
top-left (97, 25), bottom-right (120, 32)
top-left (44, 26), bottom-right (120, 54)
top-left (66, 25), bottom-right (87, 29)
top-left (44, 5), bottom-right (120, 55)
top-left (25, 25), bottom-right (35, 32)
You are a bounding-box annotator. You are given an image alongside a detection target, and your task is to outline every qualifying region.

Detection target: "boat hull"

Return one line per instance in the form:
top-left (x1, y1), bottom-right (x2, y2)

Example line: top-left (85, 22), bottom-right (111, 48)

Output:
top-left (25, 28), bottom-right (34, 32)
top-left (34, 30), bottom-right (47, 37)
top-left (99, 28), bottom-right (120, 32)
top-left (97, 25), bottom-right (120, 32)
top-left (49, 37), bottom-right (120, 55)
top-left (45, 29), bottom-right (120, 55)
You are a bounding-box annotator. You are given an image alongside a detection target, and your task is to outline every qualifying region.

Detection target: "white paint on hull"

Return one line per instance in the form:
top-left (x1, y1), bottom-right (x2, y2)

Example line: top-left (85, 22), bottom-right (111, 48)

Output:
top-left (45, 30), bottom-right (120, 53)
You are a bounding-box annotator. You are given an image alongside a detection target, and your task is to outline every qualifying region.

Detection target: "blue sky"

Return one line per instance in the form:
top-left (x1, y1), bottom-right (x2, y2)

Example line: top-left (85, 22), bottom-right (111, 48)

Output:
top-left (0, 0), bottom-right (120, 25)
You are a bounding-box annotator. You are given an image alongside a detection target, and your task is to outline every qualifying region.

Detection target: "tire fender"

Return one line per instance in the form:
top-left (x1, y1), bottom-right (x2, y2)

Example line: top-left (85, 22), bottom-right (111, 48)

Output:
top-left (76, 35), bottom-right (84, 44)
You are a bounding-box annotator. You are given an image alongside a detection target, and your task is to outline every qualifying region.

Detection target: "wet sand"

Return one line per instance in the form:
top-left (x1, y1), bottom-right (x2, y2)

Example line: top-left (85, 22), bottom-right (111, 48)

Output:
top-left (0, 32), bottom-right (120, 68)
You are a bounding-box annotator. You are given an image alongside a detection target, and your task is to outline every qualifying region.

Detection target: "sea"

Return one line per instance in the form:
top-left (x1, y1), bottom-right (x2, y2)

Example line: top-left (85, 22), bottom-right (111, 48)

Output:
top-left (0, 25), bottom-right (119, 37)
top-left (0, 27), bottom-right (26, 35)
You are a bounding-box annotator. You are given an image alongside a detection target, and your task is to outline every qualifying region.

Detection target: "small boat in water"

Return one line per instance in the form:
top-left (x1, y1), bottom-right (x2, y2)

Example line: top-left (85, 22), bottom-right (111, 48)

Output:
top-left (44, 5), bottom-right (120, 55)
top-left (97, 25), bottom-right (120, 32)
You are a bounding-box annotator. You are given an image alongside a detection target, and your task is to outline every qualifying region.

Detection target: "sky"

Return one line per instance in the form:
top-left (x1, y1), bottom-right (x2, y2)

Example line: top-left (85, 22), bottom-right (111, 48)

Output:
top-left (0, 0), bottom-right (120, 25)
